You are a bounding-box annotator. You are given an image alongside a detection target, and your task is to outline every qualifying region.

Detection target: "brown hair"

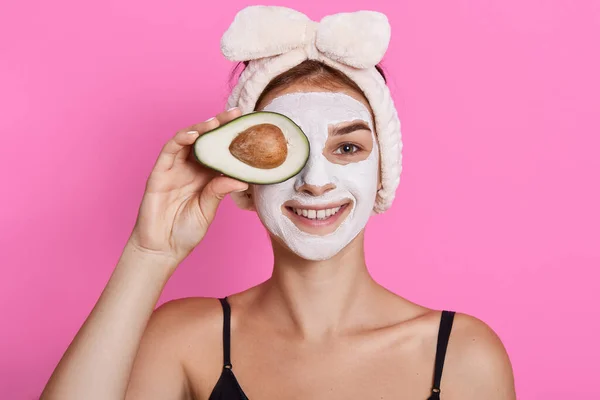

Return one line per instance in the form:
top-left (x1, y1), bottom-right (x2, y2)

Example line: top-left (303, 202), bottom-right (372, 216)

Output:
top-left (230, 60), bottom-right (387, 111)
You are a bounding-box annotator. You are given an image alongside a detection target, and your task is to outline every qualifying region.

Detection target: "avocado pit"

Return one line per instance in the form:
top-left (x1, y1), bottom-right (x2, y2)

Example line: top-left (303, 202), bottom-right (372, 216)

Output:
top-left (229, 123), bottom-right (288, 169)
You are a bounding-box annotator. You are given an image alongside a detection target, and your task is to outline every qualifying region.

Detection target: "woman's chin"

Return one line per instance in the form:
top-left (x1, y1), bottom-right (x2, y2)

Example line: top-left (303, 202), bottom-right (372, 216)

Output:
top-left (282, 202), bottom-right (352, 236)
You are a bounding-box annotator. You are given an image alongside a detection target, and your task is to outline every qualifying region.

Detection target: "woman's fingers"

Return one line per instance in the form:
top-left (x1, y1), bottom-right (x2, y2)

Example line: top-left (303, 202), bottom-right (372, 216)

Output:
top-left (153, 118), bottom-right (220, 173)
top-left (197, 175), bottom-right (248, 224)
top-left (174, 120), bottom-right (215, 165)
top-left (174, 108), bottom-right (244, 166)
top-left (160, 107), bottom-right (244, 171)
top-left (216, 107), bottom-right (242, 124)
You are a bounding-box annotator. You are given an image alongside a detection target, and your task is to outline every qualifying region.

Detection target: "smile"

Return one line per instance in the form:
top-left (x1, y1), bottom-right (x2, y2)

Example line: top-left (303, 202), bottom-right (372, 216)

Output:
top-left (282, 200), bottom-right (352, 233)
top-left (289, 205), bottom-right (344, 220)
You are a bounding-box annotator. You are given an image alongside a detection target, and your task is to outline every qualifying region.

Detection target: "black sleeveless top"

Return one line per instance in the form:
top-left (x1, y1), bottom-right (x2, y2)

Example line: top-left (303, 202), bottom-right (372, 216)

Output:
top-left (208, 297), bottom-right (456, 400)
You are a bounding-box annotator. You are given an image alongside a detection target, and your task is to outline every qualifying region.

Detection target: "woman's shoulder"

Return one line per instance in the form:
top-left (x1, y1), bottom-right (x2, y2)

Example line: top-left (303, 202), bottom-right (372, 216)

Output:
top-left (391, 298), bottom-right (510, 356)
top-left (138, 296), bottom-right (227, 361)
top-left (428, 310), bottom-right (516, 398)
top-left (384, 293), bottom-right (514, 395)
top-left (147, 284), bottom-right (262, 334)
top-left (414, 307), bottom-right (506, 345)
top-left (129, 297), bottom-right (232, 396)
top-left (149, 297), bottom-right (225, 334)
top-left (143, 297), bottom-right (228, 369)
top-left (445, 311), bottom-right (512, 367)
top-left (412, 307), bottom-right (512, 367)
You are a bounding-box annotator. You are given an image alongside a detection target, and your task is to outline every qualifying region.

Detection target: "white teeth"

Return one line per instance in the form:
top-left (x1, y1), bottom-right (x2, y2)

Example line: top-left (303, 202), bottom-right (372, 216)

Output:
top-left (291, 206), bottom-right (344, 220)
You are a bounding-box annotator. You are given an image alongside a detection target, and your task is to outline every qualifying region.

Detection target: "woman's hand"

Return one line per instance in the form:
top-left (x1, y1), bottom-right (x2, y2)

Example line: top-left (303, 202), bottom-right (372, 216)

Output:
top-left (128, 107), bottom-right (248, 267)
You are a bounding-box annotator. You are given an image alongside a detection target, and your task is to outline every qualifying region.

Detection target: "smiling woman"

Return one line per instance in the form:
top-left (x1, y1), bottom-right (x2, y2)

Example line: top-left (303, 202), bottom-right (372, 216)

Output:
top-left (40, 5), bottom-right (516, 400)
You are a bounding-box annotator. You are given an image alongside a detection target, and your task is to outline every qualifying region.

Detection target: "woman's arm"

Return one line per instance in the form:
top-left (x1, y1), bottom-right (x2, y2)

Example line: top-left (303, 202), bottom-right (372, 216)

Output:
top-left (40, 242), bottom-right (178, 400)
top-left (41, 108), bottom-right (247, 400)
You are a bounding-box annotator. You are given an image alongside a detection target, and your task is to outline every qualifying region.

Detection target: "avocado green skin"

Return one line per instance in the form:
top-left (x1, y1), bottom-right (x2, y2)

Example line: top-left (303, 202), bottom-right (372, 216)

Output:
top-left (193, 111), bottom-right (310, 185)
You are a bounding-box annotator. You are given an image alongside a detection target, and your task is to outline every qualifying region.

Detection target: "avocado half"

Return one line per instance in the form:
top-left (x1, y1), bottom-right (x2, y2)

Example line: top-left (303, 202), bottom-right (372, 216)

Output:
top-left (193, 111), bottom-right (309, 184)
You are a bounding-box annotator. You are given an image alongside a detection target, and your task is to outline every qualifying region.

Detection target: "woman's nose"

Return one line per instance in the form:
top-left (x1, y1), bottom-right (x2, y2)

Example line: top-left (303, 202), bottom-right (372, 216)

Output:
top-left (296, 182), bottom-right (336, 197)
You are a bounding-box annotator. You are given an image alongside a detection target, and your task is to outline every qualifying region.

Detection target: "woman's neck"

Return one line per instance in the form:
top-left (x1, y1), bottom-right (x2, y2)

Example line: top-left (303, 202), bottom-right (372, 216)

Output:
top-left (260, 231), bottom-right (380, 340)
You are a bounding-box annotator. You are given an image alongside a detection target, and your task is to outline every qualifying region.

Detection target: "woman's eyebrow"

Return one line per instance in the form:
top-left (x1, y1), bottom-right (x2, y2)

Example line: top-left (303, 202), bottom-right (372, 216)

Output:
top-left (330, 121), bottom-right (371, 136)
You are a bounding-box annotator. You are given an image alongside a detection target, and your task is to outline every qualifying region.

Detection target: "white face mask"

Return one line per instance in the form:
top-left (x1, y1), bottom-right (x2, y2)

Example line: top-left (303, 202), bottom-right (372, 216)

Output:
top-left (253, 92), bottom-right (379, 261)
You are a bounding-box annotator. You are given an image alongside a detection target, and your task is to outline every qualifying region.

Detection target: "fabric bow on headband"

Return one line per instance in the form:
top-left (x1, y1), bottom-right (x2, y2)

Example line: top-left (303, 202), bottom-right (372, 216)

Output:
top-left (220, 6), bottom-right (391, 69)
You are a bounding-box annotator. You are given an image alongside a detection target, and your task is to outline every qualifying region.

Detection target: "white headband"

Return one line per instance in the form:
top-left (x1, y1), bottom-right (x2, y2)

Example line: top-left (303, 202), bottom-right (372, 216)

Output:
top-left (221, 5), bottom-right (402, 213)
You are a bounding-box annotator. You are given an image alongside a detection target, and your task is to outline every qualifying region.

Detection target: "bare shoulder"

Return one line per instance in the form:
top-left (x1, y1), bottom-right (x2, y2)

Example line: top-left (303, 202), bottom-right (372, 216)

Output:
top-left (150, 297), bottom-right (223, 328)
top-left (133, 296), bottom-right (227, 378)
top-left (441, 312), bottom-right (517, 400)
top-left (126, 297), bottom-right (226, 399)
top-left (145, 297), bottom-right (225, 349)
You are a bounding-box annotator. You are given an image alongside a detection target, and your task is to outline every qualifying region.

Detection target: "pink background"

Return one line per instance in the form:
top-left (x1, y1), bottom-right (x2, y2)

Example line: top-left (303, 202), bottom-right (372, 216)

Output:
top-left (1, 0), bottom-right (599, 398)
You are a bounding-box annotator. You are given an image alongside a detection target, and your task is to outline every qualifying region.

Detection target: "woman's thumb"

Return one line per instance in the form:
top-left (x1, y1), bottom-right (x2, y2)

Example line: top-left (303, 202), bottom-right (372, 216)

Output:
top-left (198, 176), bottom-right (248, 222)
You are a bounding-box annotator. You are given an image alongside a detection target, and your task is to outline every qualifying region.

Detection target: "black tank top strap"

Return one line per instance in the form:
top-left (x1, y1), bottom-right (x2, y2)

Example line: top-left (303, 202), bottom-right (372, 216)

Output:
top-left (428, 310), bottom-right (456, 400)
top-left (218, 297), bottom-right (233, 369)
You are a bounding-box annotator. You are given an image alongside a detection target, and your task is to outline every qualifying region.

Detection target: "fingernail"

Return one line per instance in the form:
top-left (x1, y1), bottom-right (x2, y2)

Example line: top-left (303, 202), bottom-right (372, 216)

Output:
top-left (204, 116), bottom-right (216, 122)
top-left (233, 187), bottom-right (247, 192)
top-left (227, 107), bottom-right (239, 112)
top-left (187, 130), bottom-right (198, 135)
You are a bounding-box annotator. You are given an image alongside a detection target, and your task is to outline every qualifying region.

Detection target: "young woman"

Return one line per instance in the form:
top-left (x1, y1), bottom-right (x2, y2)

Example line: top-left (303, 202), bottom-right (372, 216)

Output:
top-left (41, 6), bottom-right (516, 400)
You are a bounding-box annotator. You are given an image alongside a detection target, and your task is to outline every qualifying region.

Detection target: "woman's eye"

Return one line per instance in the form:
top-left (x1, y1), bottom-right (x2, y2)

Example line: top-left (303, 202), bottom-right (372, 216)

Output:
top-left (334, 143), bottom-right (361, 155)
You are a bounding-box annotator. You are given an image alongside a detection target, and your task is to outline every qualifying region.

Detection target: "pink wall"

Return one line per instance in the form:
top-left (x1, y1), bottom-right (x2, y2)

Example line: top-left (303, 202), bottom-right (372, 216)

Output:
top-left (1, 0), bottom-right (599, 398)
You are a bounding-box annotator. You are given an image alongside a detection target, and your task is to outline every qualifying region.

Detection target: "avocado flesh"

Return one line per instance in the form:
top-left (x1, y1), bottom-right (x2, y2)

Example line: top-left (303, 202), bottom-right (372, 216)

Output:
top-left (193, 111), bottom-right (309, 184)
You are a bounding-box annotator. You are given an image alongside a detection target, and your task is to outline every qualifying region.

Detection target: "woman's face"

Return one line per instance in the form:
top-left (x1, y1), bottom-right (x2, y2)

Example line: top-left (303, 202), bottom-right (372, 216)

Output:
top-left (252, 85), bottom-right (380, 261)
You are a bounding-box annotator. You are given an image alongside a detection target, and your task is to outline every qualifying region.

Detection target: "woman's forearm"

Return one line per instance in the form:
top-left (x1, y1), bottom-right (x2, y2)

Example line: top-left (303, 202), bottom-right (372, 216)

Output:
top-left (41, 240), bottom-right (177, 400)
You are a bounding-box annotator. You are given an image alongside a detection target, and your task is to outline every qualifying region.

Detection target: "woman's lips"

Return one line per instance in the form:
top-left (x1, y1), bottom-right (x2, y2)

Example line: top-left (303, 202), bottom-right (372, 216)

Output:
top-left (283, 202), bottom-right (352, 230)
